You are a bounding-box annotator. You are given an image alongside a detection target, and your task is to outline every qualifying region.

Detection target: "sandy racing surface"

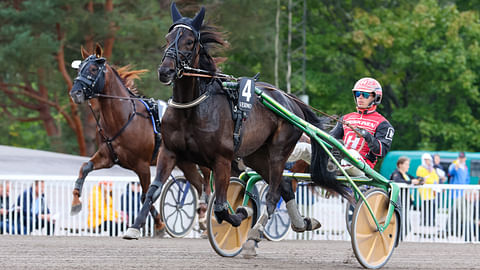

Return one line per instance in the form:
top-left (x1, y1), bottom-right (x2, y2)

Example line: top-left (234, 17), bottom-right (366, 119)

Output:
top-left (1, 235), bottom-right (479, 269)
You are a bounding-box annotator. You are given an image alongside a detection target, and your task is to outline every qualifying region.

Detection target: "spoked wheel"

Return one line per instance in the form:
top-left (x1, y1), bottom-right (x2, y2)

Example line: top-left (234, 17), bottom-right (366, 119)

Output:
top-left (159, 176), bottom-right (198, 238)
top-left (207, 177), bottom-right (258, 257)
top-left (351, 188), bottom-right (399, 269)
top-left (259, 184), bottom-right (290, 241)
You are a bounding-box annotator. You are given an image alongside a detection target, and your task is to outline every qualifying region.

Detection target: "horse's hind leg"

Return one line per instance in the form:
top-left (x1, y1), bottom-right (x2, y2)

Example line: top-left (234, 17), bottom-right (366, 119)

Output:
top-left (280, 177), bottom-right (321, 232)
top-left (71, 149), bottom-right (113, 215)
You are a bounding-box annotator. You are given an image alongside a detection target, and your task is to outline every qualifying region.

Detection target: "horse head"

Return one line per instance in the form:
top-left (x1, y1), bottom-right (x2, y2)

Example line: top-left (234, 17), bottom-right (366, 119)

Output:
top-left (158, 3), bottom-right (205, 84)
top-left (70, 44), bottom-right (107, 104)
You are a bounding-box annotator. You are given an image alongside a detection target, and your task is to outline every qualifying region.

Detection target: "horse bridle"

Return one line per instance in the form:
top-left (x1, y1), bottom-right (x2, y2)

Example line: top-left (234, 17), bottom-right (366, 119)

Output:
top-left (162, 24), bottom-right (200, 80)
top-left (73, 55), bottom-right (107, 99)
top-left (74, 55), bottom-right (150, 164)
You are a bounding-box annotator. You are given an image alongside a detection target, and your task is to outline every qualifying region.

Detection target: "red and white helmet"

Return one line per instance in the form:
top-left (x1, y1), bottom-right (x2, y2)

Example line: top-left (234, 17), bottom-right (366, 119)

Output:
top-left (352, 77), bottom-right (382, 106)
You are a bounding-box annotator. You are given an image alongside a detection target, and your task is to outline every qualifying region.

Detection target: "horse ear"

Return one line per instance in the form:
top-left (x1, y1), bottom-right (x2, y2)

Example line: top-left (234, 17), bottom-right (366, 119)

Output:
top-left (81, 46), bottom-right (89, 59)
top-left (95, 43), bottom-right (103, 58)
top-left (191, 7), bottom-right (205, 32)
top-left (171, 2), bottom-right (182, 23)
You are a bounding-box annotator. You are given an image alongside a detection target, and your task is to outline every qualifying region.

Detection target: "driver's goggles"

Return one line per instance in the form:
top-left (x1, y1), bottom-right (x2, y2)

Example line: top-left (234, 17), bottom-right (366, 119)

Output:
top-left (354, 91), bottom-right (373, 99)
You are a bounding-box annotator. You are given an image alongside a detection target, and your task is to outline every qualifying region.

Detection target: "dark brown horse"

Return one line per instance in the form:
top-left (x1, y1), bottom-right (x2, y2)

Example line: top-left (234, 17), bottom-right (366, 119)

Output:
top-left (69, 44), bottom-right (210, 232)
top-left (124, 4), bottom-right (349, 256)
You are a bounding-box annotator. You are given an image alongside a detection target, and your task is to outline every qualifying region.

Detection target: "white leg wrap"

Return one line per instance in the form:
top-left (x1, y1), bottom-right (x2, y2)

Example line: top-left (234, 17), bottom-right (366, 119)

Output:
top-left (286, 200), bottom-right (305, 230)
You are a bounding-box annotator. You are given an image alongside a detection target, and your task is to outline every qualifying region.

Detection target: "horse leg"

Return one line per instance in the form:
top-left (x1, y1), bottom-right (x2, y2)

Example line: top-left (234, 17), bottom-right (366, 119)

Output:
top-left (71, 150), bottom-right (113, 215)
top-left (212, 157), bottom-right (250, 227)
top-left (123, 147), bottom-right (176, 240)
top-left (281, 177), bottom-right (321, 232)
top-left (136, 167), bottom-right (165, 236)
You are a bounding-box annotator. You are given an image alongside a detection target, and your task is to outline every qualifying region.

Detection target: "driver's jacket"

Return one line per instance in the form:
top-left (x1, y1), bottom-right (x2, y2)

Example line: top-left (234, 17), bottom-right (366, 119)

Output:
top-left (330, 107), bottom-right (394, 168)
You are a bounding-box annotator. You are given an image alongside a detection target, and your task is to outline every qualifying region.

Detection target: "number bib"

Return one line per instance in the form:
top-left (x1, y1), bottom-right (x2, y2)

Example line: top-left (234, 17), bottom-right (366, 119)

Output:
top-left (238, 78), bottom-right (255, 114)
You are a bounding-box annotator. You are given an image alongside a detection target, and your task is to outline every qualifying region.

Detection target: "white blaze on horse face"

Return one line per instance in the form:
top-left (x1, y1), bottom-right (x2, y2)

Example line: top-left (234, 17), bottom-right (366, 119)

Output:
top-left (71, 60), bottom-right (82, 69)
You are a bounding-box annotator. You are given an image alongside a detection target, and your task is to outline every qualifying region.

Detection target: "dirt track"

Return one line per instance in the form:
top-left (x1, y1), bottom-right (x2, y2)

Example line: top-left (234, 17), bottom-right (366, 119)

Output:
top-left (1, 235), bottom-right (479, 269)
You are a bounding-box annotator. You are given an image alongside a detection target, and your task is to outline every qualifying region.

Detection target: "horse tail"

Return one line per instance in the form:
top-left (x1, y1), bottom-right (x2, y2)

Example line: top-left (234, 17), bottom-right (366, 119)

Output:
top-left (293, 100), bottom-right (352, 201)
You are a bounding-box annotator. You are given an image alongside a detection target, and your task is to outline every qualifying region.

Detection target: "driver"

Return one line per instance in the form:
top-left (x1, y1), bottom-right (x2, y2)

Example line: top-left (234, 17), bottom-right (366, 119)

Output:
top-left (330, 77), bottom-right (394, 176)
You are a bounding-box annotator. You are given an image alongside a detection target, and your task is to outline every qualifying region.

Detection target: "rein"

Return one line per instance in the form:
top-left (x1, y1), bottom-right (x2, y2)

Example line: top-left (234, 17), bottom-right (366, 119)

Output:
top-left (269, 86), bottom-right (363, 138)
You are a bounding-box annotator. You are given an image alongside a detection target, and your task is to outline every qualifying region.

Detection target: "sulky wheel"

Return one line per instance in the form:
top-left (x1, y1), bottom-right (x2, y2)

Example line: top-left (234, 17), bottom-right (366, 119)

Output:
top-left (159, 176), bottom-right (198, 238)
top-left (259, 184), bottom-right (290, 241)
top-left (351, 188), bottom-right (399, 269)
top-left (206, 177), bottom-right (258, 257)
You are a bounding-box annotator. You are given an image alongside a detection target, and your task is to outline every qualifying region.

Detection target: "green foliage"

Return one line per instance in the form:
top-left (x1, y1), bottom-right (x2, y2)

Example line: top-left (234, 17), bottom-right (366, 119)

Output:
top-left (306, 0), bottom-right (480, 152)
top-left (1, 0), bottom-right (480, 155)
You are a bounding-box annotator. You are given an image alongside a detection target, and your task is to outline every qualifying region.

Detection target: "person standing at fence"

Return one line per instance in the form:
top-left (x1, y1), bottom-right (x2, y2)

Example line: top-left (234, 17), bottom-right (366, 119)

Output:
top-left (16, 180), bottom-right (55, 235)
top-left (390, 156), bottom-right (423, 239)
top-left (448, 152), bottom-right (470, 238)
top-left (88, 181), bottom-right (124, 236)
top-left (120, 182), bottom-right (141, 226)
top-left (433, 154), bottom-right (447, 184)
top-left (0, 181), bottom-right (11, 234)
top-left (390, 156), bottom-right (423, 185)
top-left (416, 153), bottom-right (439, 226)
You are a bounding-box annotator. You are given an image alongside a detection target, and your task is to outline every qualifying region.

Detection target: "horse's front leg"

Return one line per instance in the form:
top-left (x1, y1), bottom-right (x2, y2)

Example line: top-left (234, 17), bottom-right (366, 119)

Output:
top-left (136, 166), bottom-right (165, 236)
top-left (71, 149), bottom-right (113, 215)
top-left (212, 157), bottom-right (250, 227)
top-left (123, 147), bottom-right (175, 240)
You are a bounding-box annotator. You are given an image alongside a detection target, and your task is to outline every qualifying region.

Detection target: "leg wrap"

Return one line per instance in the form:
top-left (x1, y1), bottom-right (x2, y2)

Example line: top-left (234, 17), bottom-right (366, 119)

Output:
top-left (286, 199), bottom-right (305, 230)
top-left (74, 161), bottom-right (93, 196)
top-left (213, 202), bottom-right (242, 227)
top-left (247, 213), bottom-right (268, 242)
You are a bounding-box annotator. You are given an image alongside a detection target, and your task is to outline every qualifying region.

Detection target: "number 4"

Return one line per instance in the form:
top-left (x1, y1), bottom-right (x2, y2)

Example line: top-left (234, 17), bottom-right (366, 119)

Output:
top-left (241, 80), bottom-right (252, 102)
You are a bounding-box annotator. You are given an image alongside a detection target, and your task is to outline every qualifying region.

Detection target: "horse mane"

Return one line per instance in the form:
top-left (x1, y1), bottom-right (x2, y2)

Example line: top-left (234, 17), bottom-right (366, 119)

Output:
top-left (198, 24), bottom-right (229, 72)
top-left (112, 65), bottom-right (149, 95)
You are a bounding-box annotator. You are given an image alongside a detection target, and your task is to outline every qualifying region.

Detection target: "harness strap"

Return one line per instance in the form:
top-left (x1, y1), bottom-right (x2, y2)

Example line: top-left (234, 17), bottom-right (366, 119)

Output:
top-left (167, 91), bottom-right (210, 109)
top-left (88, 99), bottom-right (146, 165)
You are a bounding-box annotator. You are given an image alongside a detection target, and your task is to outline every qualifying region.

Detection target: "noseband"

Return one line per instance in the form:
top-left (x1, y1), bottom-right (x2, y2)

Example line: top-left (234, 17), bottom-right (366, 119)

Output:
top-left (73, 55), bottom-right (107, 99)
top-left (162, 24), bottom-right (200, 79)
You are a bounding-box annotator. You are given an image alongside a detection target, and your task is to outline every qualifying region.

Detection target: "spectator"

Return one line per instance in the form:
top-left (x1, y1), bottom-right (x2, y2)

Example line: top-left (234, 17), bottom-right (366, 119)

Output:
top-left (0, 181), bottom-right (11, 234)
top-left (390, 156), bottom-right (423, 185)
top-left (16, 180), bottom-right (55, 235)
top-left (416, 153), bottom-right (439, 226)
top-left (88, 181), bottom-right (124, 236)
top-left (448, 152), bottom-right (470, 190)
top-left (433, 154), bottom-right (447, 184)
top-left (448, 152), bottom-right (470, 237)
top-left (120, 181), bottom-right (142, 225)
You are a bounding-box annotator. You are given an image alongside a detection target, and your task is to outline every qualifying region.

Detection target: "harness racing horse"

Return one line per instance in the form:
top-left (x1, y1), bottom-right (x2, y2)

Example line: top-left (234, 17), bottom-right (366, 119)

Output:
top-left (69, 44), bottom-right (210, 234)
top-left (123, 3), bottom-right (350, 256)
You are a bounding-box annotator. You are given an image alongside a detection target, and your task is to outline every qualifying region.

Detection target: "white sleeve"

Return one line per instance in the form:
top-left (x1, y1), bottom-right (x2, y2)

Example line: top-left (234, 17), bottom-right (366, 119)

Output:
top-left (287, 142), bottom-right (312, 164)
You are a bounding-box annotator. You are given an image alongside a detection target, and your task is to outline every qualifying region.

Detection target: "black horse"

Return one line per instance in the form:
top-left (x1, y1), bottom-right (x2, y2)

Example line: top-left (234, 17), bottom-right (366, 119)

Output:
top-left (124, 3), bottom-right (349, 256)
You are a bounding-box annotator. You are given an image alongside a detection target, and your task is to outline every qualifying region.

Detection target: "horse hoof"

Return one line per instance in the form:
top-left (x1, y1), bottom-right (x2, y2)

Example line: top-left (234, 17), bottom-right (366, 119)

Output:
top-left (198, 216), bottom-right (207, 231)
top-left (155, 226), bottom-right (166, 238)
top-left (123, 228), bottom-right (141, 240)
top-left (241, 240), bottom-right (257, 259)
top-left (291, 217), bottom-right (322, 232)
top-left (305, 217), bottom-right (322, 231)
top-left (70, 203), bottom-right (82, 216)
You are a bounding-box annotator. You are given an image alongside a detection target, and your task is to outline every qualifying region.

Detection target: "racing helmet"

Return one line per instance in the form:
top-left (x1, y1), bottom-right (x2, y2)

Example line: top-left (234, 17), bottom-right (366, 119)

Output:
top-left (352, 77), bottom-right (382, 106)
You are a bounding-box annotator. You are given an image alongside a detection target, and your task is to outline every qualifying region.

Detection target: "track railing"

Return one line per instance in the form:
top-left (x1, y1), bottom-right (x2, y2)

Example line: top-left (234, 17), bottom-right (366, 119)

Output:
top-left (1, 177), bottom-right (479, 243)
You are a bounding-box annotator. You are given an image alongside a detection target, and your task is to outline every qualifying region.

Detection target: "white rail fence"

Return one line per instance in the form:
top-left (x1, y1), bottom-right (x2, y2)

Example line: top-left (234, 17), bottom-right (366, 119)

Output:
top-left (1, 176), bottom-right (479, 243)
